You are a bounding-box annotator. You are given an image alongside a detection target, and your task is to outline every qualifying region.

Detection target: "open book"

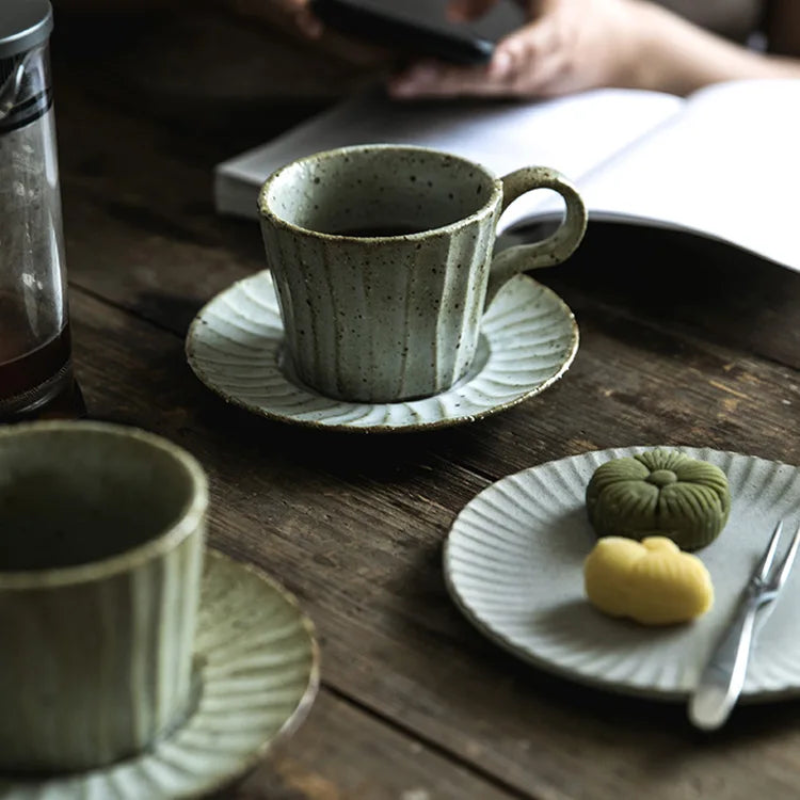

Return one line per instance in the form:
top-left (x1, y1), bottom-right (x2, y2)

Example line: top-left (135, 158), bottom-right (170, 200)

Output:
top-left (215, 79), bottom-right (800, 272)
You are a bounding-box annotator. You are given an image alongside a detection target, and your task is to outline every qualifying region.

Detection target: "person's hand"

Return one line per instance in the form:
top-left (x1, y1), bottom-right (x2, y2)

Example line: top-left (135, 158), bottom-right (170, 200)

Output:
top-left (389, 0), bottom-right (652, 99)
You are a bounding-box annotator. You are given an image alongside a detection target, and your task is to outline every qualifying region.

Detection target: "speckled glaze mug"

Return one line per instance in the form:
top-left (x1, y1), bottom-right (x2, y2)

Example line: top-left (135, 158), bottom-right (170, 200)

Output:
top-left (0, 421), bottom-right (207, 773)
top-left (258, 144), bottom-right (586, 403)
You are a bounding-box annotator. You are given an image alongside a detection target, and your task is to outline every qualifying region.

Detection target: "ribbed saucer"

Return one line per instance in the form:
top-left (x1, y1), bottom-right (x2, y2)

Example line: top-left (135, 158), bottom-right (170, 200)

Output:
top-left (186, 270), bottom-right (578, 433)
top-left (0, 551), bottom-right (319, 799)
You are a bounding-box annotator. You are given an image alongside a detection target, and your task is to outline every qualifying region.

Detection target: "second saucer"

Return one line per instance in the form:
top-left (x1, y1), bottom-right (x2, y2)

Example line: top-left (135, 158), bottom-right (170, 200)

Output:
top-left (0, 550), bottom-right (319, 799)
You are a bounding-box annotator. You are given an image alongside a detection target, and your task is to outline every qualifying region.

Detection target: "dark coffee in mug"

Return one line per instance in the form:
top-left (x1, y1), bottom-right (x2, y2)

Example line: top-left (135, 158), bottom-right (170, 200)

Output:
top-left (331, 224), bottom-right (426, 238)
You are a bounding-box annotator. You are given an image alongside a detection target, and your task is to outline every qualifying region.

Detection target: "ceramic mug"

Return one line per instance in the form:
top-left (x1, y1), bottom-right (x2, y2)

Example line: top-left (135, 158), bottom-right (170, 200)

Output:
top-left (0, 421), bottom-right (207, 773)
top-left (258, 144), bottom-right (587, 403)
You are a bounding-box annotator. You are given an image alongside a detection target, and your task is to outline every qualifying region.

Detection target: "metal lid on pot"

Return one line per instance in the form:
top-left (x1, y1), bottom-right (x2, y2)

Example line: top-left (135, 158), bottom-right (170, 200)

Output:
top-left (0, 1), bottom-right (53, 133)
top-left (0, 0), bottom-right (53, 60)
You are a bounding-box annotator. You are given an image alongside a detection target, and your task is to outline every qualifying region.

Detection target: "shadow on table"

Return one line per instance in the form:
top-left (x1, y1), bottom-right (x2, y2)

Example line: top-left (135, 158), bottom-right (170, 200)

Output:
top-left (194, 388), bottom-right (495, 477)
top-left (79, 329), bottom-right (495, 495)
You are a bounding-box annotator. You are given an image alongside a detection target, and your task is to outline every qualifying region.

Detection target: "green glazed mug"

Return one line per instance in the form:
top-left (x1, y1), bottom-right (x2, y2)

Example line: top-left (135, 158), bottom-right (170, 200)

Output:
top-left (259, 144), bottom-right (587, 403)
top-left (0, 421), bottom-right (207, 773)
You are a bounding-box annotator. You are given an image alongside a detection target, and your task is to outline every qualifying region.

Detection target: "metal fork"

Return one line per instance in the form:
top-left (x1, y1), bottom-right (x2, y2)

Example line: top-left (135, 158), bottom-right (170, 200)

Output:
top-left (689, 519), bottom-right (800, 731)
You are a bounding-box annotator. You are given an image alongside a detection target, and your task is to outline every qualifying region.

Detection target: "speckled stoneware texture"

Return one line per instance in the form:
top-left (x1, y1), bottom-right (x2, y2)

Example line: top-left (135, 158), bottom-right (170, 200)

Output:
top-left (0, 422), bottom-right (207, 774)
top-left (186, 270), bottom-right (579, 433)
top-left (0, 550), bottom-right (320, 800)
top-left (444, 446), bottom-right (800, 702)
top-left (257, 144), bottom-right (586, 403)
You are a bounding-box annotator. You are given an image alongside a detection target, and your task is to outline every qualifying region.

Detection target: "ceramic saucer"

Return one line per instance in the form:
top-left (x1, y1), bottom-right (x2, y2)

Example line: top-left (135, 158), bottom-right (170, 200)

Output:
top-left (0, 551), bottom-right (320, 799)
top-left (444, 446), bottom-right (800, 702)
top-left (185, 270), bottom-right (578, 433)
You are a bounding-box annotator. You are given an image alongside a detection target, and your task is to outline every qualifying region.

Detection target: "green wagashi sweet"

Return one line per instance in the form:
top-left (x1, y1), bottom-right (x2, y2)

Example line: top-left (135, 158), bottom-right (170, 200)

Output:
top-left (586, 449), bottom-right (731, 550)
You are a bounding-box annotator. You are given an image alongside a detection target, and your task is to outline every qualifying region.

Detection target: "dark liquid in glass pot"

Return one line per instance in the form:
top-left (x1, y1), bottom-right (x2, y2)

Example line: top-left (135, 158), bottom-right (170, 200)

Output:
top-left (0, 324), bottom-right (84, 421)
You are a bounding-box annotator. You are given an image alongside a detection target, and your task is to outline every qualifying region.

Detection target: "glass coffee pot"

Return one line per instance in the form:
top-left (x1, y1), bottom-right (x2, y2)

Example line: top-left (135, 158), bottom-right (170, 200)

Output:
top-left (0, 0), bottom-right (82, 421)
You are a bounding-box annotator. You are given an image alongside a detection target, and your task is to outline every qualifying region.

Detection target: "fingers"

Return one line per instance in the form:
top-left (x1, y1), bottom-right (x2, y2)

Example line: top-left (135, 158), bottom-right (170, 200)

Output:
top-left (388, 20), bottom-right (560, 98)
top-left (389, 58), bottom-right (516, 98)
top-left (446, 0), bottom-right (500, 22)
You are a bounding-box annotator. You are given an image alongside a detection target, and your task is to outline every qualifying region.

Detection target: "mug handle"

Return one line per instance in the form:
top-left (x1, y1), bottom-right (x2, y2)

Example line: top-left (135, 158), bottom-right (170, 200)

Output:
top-left (484, 167), bottom-right (588, 310)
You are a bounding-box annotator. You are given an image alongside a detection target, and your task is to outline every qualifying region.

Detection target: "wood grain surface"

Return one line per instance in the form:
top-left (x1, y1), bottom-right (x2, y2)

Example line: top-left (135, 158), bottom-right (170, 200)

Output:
top-left (38, 11), bottom-right (800, 799)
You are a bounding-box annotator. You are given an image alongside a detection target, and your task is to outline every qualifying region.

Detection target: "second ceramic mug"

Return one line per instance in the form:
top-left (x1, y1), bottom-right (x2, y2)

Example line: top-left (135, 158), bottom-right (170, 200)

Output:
top-left (259, 144), bottom-right (587, 404)
top-left (0, 421), bottom-right (207, 773)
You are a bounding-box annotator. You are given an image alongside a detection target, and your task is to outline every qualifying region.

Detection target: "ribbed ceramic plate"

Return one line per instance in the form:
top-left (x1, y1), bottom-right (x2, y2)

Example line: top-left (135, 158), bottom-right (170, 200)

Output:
top-left (0, 551), bottom-right (320, 799)
top-left (445, 447), bottom-right (800, 701)
top-left (186, 270), bottom-right (578, 433)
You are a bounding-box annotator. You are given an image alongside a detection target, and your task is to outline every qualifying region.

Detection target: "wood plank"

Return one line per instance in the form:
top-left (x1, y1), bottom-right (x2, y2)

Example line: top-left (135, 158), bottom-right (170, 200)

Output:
top-left (444, 301), bottom-right (800, 480)
top-left (225, 690), bottom-right (517, 800)
top-left (69, 287), bottom-right (800, 800)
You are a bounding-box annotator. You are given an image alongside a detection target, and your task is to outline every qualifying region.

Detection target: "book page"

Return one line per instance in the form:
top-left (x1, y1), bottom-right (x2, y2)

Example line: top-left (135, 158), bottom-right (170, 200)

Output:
top-left (216, 88), bottom-right (683, 223)
top-left (558, 79), bottom-right (800, 271)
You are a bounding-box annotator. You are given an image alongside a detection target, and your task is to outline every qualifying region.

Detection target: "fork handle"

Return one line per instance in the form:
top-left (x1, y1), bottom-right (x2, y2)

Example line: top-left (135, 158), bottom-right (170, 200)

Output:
top-left (688, 595), bottom-right (761, 730)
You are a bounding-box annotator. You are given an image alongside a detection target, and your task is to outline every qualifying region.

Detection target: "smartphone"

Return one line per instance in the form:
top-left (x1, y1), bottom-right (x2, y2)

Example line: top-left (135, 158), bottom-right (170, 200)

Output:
top-left (309, 0), bottom-right (497, 65)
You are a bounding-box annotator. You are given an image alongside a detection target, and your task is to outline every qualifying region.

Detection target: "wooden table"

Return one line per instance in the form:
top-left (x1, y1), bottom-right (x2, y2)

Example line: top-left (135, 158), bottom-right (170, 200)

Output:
top-left (50, 12), bottom-right (800, 799)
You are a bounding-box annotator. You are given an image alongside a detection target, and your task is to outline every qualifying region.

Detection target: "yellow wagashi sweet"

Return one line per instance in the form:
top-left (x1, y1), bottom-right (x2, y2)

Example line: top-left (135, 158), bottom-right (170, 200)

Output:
top-left (584, 536), bottom-right (714, 625)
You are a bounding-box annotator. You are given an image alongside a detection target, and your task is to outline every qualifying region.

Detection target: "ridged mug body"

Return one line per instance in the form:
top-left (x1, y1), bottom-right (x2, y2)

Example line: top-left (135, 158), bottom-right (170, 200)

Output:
top-left (260, 146), bottom-right (503, 403)
top-left (0, 422), bottom-right (207, 773)
top-left (263, 206), bottom-right (501, 402)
